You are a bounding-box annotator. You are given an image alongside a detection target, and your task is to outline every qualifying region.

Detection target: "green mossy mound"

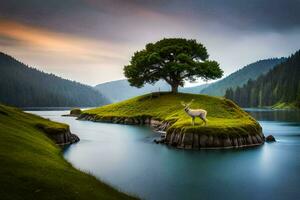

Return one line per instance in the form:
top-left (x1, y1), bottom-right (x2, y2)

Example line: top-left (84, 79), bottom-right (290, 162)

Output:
top-left (70, 108), bottom-right (82, 115)
top-left (0, 104), bottom-right (137, 200)
top-left (82, 92), bottom-right (264, 149)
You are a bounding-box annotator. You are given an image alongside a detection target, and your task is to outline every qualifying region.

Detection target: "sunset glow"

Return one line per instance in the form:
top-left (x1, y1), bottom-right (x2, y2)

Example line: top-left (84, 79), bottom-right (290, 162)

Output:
top-left (0, 0), bottom-right (299, 85)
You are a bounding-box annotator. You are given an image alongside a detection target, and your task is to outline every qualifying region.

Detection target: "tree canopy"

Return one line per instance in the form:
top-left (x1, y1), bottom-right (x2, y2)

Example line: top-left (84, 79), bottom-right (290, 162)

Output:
top-left (124, 38), bottom-right (223, 93)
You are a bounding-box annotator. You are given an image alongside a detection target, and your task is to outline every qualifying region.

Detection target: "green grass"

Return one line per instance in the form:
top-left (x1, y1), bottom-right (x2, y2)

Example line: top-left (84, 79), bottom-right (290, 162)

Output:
top-left (0, 104), bottom-right (138, 200)
top-left (271, 102), bottom-right (299, 109)
top-left (85, 92), bottom-right (261, 137)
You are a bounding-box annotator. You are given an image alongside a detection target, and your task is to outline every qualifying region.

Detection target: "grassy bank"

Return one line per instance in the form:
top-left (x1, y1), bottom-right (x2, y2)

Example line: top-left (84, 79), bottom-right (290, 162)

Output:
top-left (84, 92), bottom-right (261, 138)
top-left (271, 102), bottom-right (299, 109)
top-left (0, 104), bottom-right (137, 200)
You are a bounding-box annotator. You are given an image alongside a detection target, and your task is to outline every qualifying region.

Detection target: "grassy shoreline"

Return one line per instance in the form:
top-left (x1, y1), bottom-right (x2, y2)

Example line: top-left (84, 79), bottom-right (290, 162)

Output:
top-left (271, 102), bottom-right (299, 110)
top-left (0, 104), bottom-right (138, 200)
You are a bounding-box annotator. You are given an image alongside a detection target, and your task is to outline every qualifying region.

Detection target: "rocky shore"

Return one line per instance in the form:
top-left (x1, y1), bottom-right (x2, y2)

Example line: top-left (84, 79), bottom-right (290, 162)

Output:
top-left (78, 114), bottom-right (264, 149)
top-left (36, 124), bottom-right (80, 146)
top-left (163, 129), bottom-right (264, 149)
top-left (47, 129), bottom-right (80, 146)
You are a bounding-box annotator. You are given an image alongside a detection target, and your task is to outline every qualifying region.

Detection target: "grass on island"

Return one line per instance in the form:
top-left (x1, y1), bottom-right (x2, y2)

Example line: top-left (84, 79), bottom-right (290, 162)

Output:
top-left (84, 92), bottom-right (261, 137)
top-left (0, 104), bottom-right (137, 200)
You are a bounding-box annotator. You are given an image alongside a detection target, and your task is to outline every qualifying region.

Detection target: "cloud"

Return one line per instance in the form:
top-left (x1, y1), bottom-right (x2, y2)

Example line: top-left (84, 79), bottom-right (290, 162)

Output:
top-left (0, 0), bottom-right (299, 86)
top-left (0, 19), bottom-right (128, 59)
top-left (0, 19), bottom-right (132, 85)
top-left (1, 0), bottom-right (299, 40)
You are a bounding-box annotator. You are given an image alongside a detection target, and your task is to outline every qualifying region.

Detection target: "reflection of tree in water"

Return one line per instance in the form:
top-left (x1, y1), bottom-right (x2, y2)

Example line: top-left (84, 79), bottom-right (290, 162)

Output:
top-left (246, 109), bottom-right (300, 122)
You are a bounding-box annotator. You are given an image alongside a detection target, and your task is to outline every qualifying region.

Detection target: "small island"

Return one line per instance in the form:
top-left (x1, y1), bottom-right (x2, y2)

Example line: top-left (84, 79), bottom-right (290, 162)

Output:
top-left (79, 92), bottom-right (264, 149)
top-left (78, 38), bottom-right (264, 149)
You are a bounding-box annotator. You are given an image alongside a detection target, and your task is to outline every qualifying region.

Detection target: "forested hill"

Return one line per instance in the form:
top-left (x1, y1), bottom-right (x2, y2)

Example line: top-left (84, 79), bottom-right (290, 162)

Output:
top-left (225, 50), bottom-right (300, 108)
top-left (0, 52), bottom-right (109, 107)
top-left (199, 58), bottom-right (286, 96)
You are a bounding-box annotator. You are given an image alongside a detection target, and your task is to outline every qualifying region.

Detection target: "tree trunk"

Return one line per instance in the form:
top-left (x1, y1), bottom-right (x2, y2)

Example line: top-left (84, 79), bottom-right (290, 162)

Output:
top-left (171, 84), bottom-right (178, 93)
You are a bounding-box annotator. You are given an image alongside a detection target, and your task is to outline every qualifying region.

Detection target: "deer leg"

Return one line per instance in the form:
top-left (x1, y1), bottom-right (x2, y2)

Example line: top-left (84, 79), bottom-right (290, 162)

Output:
top-left (200, 116), bottom-right (207, 126)
top-left (198, 116), bottom-right (203, 125)
top-left (192, 117), bottom-right (195, 126)
top-left (203, 117), bottom-right (207, 126)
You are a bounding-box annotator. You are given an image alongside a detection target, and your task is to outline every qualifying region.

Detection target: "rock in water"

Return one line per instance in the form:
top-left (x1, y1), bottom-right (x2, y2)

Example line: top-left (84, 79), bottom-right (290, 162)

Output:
top-left (70, 108), bottom-right (82, 116)
top-left (63, 108), bottom-right (82, 117)
top-left (266, 135), bottom-right (276, 142)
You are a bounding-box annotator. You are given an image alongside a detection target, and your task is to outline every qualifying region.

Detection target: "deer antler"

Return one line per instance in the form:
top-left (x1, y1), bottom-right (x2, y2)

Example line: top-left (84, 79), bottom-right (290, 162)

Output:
top-left (187, 99), bottom-right (194, 106)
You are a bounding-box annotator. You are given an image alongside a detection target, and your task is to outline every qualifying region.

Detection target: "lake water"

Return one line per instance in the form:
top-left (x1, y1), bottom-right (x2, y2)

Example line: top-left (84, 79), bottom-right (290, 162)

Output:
top-left (30, 109), bottom-right (300, 200)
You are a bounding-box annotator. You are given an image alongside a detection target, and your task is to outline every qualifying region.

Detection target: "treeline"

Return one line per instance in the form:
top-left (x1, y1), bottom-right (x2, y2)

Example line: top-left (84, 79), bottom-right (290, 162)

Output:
top-left (201, 58), bottom-right (286, 96)
top-left (225, 50), bottom-right (300, 108)
top-left (0, 52), bottom-right (109, 107)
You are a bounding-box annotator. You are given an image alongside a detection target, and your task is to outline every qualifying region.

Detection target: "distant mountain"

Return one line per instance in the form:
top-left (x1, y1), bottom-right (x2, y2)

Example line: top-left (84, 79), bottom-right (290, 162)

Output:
top-left (95, 79), bottom-right (211, 102)
top-left (225, 50), bottom-right (300, 108)
top-left (0, 52), bottom-right (109, 107)
top-left (199, 58), bottom-right (286, 96)
top-left (180, 84), bottom-right (209, 94)
top-left (95, 79), bottom-right (170, 102)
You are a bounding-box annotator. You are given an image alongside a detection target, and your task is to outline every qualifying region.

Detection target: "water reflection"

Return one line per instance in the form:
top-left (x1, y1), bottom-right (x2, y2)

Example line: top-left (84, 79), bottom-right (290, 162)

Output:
top-left (245, 108), bottom-right (300, 122)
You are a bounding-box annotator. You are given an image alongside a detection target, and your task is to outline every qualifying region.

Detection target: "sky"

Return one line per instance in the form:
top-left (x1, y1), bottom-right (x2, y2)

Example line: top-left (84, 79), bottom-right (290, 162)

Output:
top-left (0, 0), bottom-right (300, 86)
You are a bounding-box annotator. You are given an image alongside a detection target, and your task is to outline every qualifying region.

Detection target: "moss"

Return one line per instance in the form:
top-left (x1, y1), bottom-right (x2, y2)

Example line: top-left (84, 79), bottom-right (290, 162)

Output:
top-left (70, 108), bottom-right (82, 115)
top-left (0, 104), bottom-right (138, 200)
top-left (84, 92), bottom-right (261, 137)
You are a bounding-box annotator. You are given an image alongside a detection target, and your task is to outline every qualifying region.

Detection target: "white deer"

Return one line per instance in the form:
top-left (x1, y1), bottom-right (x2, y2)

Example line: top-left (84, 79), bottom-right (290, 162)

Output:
top-left (181, 99), bottom-right (207, 126)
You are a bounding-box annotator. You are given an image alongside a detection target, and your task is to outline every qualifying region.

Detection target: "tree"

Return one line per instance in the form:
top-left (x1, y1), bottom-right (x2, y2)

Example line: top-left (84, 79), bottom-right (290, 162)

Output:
top-left (225, 88), bottom-right (234, 99)
top-left (124, 38), bottom-right (223, 93)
